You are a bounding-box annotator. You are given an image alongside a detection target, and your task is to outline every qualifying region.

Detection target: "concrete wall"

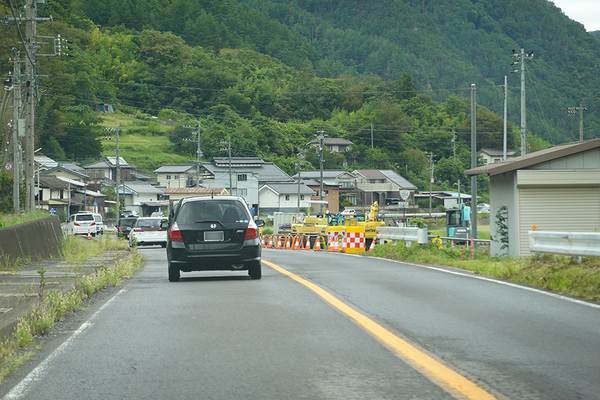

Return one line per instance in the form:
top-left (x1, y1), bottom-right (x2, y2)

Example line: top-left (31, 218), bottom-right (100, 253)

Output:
top-left (0, 216), bottom-right (63, 268)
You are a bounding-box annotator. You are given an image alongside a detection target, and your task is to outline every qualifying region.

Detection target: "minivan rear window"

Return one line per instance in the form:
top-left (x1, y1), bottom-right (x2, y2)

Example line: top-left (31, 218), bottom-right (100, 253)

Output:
top-left (76, 214), bottom-right (94, 221)
top-left (177, 200), bottom-right (248, 226)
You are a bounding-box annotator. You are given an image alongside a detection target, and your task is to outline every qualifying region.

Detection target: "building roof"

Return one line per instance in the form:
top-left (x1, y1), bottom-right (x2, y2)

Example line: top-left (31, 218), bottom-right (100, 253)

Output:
top-left (308, 138), bottom-right (354, 146)
top-left (40, 165), bottom-right (89, 180)
top-left (120, 181), bottom-right (165, 195)
top-left (163, 187), bottom-right (228, 195)
top-left (479, 148), bottom-right (516, 157)
top-left (465, 138), bottom-right (600, 177)
top-left (295, 170), bottom-right (353, 180)
top-left (204, 157), bottom-right (293, 183)
top-left (39, 175), bottom-right (70, 190)
top-left (353, 169), bottom-right (417, 190)
top-left (84, 157), bottom-right (131, 169)
top-left (259, 183), bottom-right (315, 195)
top-left (35, 155), bottom-right (59, 169)
top-left (153, 164), bottom-right (197, 174)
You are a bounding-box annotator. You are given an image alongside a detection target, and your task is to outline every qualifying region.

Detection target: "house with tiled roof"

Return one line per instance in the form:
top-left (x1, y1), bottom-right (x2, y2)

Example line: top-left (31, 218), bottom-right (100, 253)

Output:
top-left (258, 182), bottom-right (316, 214)
top-left (352, 170), bottom-right (417, 206)
top-left (118, 181), bottom-right (166, 216)
top-left (163, 187), bottom-right (229, 201)
top-left (153, 165), bottom-right (202, 188)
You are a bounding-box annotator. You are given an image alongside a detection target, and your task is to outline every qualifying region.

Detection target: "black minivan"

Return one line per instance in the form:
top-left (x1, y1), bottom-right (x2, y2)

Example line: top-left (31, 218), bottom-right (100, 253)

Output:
top-left (164, 196), bottom-right (265, 282)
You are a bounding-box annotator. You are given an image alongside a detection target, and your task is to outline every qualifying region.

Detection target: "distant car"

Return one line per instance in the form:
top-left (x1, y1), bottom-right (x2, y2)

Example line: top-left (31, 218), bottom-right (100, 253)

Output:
top-left (477, 203), bottom-right (491, 214)
top-left (150, 211), bottom-right (164, 217)
top-left (129, 217), bottom-right (168, 247)
top-left (340, 209), bottom-right (356, 215)
top-left (93, 213), bottom-right (104, 235)
top-left (385, 198), bottom-right (401, 205)
top-left (116, 216), bottom-right (138, 239)
top-left (67, 213), bottom-right (96, 236)
top-left (165, 196), bottom-right (265, 282)
top-left (120, 210), bottom-right (139, 218)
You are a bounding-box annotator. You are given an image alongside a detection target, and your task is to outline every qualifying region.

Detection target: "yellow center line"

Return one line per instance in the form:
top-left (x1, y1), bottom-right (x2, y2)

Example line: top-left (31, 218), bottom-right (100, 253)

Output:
top-left (263, 259), bottom-right (499, 400)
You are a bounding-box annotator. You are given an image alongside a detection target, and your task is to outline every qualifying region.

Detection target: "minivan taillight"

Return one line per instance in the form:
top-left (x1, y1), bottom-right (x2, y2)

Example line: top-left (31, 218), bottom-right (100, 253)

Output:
top-left (244, 221), bottom-right (258, 240)
top-left (170, 222), bottom-right (184, 242)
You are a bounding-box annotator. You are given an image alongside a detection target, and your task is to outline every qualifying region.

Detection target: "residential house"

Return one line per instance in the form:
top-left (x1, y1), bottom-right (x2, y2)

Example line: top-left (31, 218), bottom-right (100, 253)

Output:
top-left (83, 157), bottom-right (135, 191)
top-left (258, 183), bottom-right (315, 214)
top-left (200, 157), bottom-right (303, 215)
top-left (119, 181), bottom-right (166, 216)
top-left (307, 137), bottom-right (354, 153)
top-left (164, 187), bottom-right (229, 202)
top-left (465, 138), bottom-right (600, 258)
top-left (352, 170), bottom-right (417, 206)
top-left (295, 170), bottom-right (357, 207)
top-left (479, 148), bottom-right (516, 164)
top-left (153, 164), bottom-right (203, 188)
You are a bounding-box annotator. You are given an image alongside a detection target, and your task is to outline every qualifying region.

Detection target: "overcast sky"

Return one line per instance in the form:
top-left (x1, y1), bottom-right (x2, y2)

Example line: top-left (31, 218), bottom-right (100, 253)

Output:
top-left (550, 0), bottom-right (600, 32)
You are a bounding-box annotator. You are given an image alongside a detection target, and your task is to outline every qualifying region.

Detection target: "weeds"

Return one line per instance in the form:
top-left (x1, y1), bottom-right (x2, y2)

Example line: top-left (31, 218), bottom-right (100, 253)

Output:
top-left (367, 242), bottom-right (600, 302)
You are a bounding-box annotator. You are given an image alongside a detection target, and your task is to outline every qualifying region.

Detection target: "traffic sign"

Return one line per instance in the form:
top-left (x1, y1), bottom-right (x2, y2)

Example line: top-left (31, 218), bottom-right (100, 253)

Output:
top-left (5, 162), bottom-right (13, 172)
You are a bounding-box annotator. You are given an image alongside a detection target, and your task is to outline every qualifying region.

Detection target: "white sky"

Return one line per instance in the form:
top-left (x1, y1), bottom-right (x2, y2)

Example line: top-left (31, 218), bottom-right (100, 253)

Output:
top-left (550, 0), bottom-right (600, 32)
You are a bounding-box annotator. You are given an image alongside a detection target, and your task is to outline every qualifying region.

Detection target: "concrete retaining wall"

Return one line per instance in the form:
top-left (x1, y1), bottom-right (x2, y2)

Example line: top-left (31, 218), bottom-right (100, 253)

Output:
top-left (0, 216), bottom-right (63, 268)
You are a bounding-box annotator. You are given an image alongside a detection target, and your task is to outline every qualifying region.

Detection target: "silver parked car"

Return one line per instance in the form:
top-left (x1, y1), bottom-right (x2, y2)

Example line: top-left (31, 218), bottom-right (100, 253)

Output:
top-left (129, 217), bottom-right (168, 247)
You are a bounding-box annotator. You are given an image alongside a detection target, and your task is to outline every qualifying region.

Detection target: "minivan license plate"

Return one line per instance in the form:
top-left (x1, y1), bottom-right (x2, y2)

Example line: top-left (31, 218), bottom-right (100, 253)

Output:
top-left (204, 231), bottom-right (224, 242)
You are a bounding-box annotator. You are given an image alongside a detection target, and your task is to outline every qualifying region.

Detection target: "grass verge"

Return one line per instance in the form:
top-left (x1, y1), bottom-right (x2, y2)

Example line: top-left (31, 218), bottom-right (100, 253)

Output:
top-left (367, 242), bottom-right (600, 303)
top-left (0, 237), bottom-right (144, 384)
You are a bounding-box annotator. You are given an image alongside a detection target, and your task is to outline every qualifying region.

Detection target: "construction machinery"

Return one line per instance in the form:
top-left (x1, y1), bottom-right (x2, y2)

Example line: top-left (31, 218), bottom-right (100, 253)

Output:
top-left (445, 203), bottom-right (471, 242)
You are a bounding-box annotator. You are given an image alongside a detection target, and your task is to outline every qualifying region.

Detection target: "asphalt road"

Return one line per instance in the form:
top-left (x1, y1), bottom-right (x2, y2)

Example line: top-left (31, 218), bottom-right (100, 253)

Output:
top-left (2, 247), bottom-right (599, 399)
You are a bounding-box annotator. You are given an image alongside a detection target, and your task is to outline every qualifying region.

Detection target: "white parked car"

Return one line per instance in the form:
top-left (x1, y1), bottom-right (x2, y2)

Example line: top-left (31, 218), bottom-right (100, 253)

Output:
top-left (93, 213), bottom-right (104, 235)
top-left (128, 217), bottom-right (168, 247)
top-left (340, 209), bottom-right (356, 215)
top-left (67, 213), bottom-right (96, 236)
top-left (477, 203), bottom-right (490, 213)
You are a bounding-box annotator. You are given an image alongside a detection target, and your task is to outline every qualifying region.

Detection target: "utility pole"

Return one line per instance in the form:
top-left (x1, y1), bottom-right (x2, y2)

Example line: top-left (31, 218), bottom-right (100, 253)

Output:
top-left (470, 83), bottom-right (478, 239)
top-left (296, 151), bottom-right (305, 213)
top-left (427, 153), bottom-right (435, 216)
top-left (11, 50), bottom-right (22, 213)
top-left (511, 48), bottom-right (533, 155)
top-left (220, 138), bottom-right (232, 195)
top-left (316, 130), bottom-right (327, 214)
top-left (370, 124), bottom-right (374, 148)
top-left (4, 0), bottom-right (56, 213)
top-left (104, 124), bottom-right (122, 218)
top-left (184, 120), bottom-right (203, 187)
top-left (503, 75), bottom-right (508, 160)
top-left (567, 105), bottom-right (587, 142)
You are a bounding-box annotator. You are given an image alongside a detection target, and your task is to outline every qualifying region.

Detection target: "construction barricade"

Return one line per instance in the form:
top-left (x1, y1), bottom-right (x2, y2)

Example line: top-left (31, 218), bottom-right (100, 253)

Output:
top-left (327, 227), bottom-right (345, 252)
top-left (345, 226), bottom-right (366, 254)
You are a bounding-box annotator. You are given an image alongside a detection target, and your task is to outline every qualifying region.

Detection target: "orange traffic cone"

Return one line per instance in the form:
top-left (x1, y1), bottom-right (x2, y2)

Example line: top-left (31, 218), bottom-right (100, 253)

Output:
top-left (305, 237), bottom-right (311, 250)
top-left (314, 237), bottom-right (322, 251)
top-left (276, 236), bottom-right (282, 249)
top-left (285, 236), bottom-right (291, 250)
top-left (341, 237), bottom-right (347, 253)
top-left (87, 229), bottom-right (92, 240)
top-left (261, 236), bottom-right (266, 248)
top-left (328, 235), bottom-right (339, 252)
top-left (267, 236), bottom-right (273, 248)
top-left (292, 236), bottom-right (300, 250)
top-left (368, 239), bottom-right (376, 251)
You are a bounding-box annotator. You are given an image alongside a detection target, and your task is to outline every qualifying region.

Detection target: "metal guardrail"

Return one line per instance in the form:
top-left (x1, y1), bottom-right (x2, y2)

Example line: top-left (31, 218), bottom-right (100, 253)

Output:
top-left (376, 226), bottom-right (428, 244)
top-left (529, 231), bottom-right (600, 258)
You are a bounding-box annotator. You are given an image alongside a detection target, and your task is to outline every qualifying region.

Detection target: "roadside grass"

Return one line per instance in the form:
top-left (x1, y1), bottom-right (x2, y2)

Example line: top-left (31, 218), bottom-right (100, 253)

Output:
top-left (0, 210), bottom-right (50, 229)
top-left (0, 236), bottom-right (144, 384)
top-left (367, 242), bottom-right (600, 303)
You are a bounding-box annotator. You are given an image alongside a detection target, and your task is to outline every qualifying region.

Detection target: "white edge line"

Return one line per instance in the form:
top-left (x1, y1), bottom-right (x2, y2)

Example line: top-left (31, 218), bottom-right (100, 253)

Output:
top-left (362, 254), bottom-right (600, 310)
top-left (3, 289), bottom-right (127, 400)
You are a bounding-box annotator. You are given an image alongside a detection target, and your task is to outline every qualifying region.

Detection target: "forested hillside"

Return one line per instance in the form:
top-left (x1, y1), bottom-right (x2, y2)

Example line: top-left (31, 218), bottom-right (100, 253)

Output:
top-left (0, 0), bottom-right (598, 196)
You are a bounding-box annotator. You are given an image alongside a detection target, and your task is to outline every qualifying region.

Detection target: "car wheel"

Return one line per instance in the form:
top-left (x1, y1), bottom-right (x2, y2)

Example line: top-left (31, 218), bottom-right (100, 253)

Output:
top-left (168, 263), bottom-right (180, 282)
top-left (248, 261), bottom-right (262, 280)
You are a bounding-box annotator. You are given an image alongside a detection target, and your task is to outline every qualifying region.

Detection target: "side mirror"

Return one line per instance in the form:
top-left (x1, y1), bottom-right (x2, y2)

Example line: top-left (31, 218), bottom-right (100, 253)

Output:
top-left (255, 219), bottom-right (265, 227)
top-left (160, 220), bottom-right (169, 229)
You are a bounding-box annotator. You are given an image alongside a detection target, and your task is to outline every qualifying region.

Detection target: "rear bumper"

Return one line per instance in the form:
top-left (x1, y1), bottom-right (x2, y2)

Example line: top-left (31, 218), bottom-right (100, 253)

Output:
top-left (167, 240), bottom-right (261, 271)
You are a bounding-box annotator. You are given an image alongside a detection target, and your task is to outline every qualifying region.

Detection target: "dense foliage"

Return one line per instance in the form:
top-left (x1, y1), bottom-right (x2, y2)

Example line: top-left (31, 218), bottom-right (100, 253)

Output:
top-left (1, 0), bottom-right (598, 201)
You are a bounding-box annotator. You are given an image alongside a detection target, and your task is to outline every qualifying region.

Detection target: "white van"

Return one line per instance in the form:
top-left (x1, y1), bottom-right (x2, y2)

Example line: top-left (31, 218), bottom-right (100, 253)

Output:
top-left (93, 213), bottom-right (105, 235)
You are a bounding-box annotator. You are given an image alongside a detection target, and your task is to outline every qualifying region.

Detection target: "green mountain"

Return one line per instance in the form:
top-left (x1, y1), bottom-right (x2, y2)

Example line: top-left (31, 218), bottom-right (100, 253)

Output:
top-left (1, 0), bottom-right (598, 196)
top-left (238, 0), bottom-right (600, 145)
